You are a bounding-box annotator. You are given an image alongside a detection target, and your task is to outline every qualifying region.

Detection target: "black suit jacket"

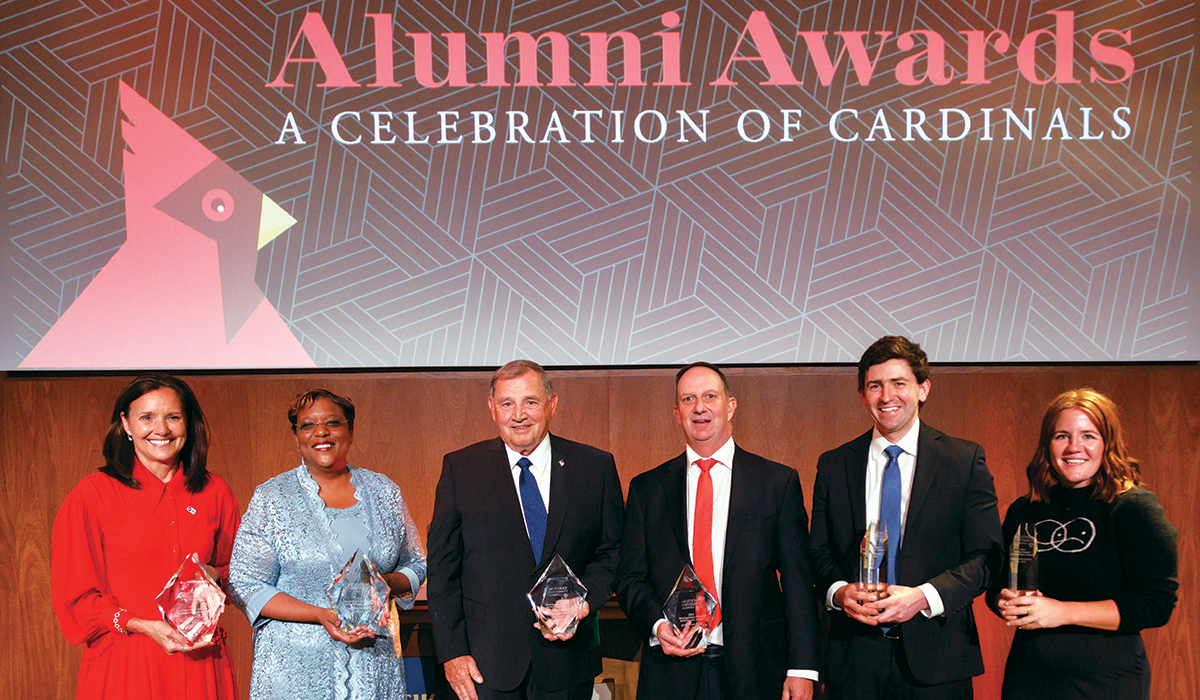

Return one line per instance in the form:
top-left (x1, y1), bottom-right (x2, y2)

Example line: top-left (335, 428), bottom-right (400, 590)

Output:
top-left (616, 446), bottom-right (820, 700)
top-left (808, 423), bottom-right (1003, 687)
top-left (427, 435), bottom-right (624, 692)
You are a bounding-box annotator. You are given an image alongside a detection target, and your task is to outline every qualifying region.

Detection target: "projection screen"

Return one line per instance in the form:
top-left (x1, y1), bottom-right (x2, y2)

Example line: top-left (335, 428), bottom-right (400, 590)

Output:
top-left (2, 1), bottom-right (1196, 368)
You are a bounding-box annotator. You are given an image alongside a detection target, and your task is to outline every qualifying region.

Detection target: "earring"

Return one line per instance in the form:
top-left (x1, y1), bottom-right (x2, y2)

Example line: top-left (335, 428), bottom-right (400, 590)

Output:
top-left (126, 433), bottom-right (133, 441)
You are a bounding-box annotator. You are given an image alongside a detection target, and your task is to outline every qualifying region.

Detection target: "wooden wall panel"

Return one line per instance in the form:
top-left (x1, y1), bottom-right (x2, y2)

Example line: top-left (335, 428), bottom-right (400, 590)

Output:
top-left (2, 365), bottom-right (1195, 700)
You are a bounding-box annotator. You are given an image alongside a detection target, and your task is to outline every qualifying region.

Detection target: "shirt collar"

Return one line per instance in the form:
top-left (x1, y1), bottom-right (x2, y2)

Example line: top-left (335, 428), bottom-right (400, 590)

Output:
top-left (132, 456), bottom-right (187, 498)
top-left (685, 436), bottom-right (736, 470)
top-left (870, 419), bottom-right (921, 460)
top-left (505, 433), bottom-right (552, 471)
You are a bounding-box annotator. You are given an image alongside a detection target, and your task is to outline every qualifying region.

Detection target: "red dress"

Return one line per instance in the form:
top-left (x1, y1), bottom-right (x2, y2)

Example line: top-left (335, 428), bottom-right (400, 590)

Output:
top-left (52, 459), bottom-right (241, 699)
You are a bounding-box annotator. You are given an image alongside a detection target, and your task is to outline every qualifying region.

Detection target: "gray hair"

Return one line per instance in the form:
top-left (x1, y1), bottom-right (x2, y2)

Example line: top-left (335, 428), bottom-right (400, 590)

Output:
top-left (490, 359), bottom-right (554, 397)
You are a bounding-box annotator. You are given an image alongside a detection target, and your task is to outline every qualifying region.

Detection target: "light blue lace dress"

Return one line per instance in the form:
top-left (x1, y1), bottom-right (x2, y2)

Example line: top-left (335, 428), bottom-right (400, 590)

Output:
top-left (229, 465), bottom-right (426, 700)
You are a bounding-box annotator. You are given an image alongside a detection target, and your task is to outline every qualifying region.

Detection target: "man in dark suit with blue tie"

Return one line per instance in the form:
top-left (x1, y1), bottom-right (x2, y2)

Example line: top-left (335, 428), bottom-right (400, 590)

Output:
top-left (809, 336), bottom-right (1003, 699)
top-left (428, 360), bottom-right (624, 700)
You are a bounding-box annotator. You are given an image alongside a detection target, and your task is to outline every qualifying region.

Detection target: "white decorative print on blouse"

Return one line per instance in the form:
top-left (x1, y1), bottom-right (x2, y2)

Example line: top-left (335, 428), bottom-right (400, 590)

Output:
top-left (1034, 518), bottom-right (1096, 553)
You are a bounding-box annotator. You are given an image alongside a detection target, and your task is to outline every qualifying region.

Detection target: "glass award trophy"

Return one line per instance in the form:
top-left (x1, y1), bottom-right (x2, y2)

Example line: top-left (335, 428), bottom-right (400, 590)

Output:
top-left (1007, 523), bottom-right (1039, 594)
top-left (155, 552), bottom-right (226, 645)
top-left (859, 521), bottom-right (889, 598)
top-left (326, 549), bottom-right (390, 634)
top-left (662, 564), bottom-right (718, 649)
top-left (527, 553), bottom-right (588, 636)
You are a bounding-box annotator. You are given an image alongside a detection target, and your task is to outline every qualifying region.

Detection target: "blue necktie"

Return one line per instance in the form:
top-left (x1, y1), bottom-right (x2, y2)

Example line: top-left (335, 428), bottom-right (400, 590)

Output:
top-left (517, 457), bottom-right (548, 562)
top-left (881, 444), bottom-right (904, 586)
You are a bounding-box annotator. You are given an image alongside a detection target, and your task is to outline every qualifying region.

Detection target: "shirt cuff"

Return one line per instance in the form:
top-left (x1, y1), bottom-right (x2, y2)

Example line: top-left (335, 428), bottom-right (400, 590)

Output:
top-left (787, 670), bottom-right (819, 681)
top-left (918, 583), bottom-right (944, 618)
top-left (242, 585), bottom-right (284, 628)
top-left (826, 580), bottom-right (850, 610)
top-left (649, 618), bottom-right (668, 646)
top-left (394, 567), bottom-right (421, 610)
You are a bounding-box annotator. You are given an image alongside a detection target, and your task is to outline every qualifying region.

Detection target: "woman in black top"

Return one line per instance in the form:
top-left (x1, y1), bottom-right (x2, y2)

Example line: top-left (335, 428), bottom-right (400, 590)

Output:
top-left (989, 388), bottom-right (1179, 700)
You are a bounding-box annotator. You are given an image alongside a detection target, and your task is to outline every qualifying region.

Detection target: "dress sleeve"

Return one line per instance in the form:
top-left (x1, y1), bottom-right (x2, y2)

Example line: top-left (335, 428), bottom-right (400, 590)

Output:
top-left (228, 487), bottom-right (284, 627)
top-left (1112, 488), bottom-right (1179, 633)
top-left (51, 485), bottom-right (122, 645)
top-left (386, 479), bottom-right (426, 610)
top-left (209, 479), bottom-right (241, 588)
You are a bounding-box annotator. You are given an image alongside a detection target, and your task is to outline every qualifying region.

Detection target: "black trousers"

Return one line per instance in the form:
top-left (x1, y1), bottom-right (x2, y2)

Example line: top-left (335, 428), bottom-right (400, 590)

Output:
top-left (475, 666), bottom-right (594, 700)
top-left (695, 653), bottom-right (727, 700)
top-left (829, 635), bottom-right (973, 700)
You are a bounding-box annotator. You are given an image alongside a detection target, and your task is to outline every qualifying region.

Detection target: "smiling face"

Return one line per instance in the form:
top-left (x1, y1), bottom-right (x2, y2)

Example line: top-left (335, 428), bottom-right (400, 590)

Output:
top-left (293, 397), bottom-right (354, 474)
top-left (488, 370), bottom-right (558, 455)
top-left (121, 387), bottom-right (187, 473)
top-left (859, 358), bottom-right (930, 442)
top-left (1049, 408), bottom-right (1104, 489)
top-left (673, 366), bottom-right (737, 457)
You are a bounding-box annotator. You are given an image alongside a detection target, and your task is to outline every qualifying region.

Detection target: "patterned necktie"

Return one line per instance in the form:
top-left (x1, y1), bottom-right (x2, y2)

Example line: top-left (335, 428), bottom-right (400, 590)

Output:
top-left (517, 457), bottom-right (547, 562)
top-left (881, 444), bottom-right (904, 586)
top-left (693, 458), bottom-right (722, 629)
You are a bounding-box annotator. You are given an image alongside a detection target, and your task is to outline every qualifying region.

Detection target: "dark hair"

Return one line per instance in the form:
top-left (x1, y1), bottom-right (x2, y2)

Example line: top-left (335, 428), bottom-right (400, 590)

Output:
top-left (490, 360), bottom-right (554, 398)
top-left (1026, 388), bottom-right (1142, 503)
top-left (288, 389), bottom-right (356, 431)
top-left (675, 362), bottom-right (732, 396)
top-left (101, 373), bottom-right (210, 493)
top-left (857, 335), bottom-right (930, 394)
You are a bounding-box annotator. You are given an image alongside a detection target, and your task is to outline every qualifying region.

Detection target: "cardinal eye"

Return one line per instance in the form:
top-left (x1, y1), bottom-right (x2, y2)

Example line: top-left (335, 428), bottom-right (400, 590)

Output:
top-left (202, 188), bottom-right (235, 221)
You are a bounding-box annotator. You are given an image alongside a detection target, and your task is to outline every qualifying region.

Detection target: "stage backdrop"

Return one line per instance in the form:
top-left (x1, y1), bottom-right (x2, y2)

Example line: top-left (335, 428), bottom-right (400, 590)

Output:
top-left (2, 1), bottom-right (1197, 369)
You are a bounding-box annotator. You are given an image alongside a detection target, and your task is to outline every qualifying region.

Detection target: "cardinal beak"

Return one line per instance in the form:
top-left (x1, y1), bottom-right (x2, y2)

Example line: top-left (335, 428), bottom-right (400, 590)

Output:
top-left (258, 194), bottom-right (296, 249)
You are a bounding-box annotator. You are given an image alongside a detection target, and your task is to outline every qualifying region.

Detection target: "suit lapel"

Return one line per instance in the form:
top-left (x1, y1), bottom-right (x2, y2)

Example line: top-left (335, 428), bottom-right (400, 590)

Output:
top-left (489, 438), bottom-right (537, 567)
top-left (721, 446), bottom-right (753, 575)
top-left (905, 423), bottom-right (940, 534)
top-left (845, 430), bottom-right (872, 531)
top-left (540, 435), bottom-right (570, 566)
top-left (664, 454), bottom-right (691, 565)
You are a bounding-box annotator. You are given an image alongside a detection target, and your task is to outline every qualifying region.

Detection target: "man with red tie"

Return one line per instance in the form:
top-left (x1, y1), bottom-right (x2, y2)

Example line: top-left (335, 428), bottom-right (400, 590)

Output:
top-left (616, 362), bottom-right (820, 700)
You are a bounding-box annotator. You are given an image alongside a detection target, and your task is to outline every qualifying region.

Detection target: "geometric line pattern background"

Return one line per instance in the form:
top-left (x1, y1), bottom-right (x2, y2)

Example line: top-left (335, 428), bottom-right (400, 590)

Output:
top-left (2, 0), bottom-right (1196, 368)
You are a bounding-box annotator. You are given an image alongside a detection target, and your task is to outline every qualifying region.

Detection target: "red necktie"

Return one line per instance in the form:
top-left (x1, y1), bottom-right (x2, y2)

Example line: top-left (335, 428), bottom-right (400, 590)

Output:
top-left (693, 458), bottom-right (722, 629)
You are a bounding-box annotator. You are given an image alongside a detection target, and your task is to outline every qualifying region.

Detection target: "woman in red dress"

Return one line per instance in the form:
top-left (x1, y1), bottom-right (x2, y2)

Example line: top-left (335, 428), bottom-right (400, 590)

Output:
top-left (52, 373), bottom-right (240, 699)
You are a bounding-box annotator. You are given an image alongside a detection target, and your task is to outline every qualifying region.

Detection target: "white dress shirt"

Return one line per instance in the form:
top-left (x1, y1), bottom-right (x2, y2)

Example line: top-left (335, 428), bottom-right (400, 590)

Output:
top-left (682, 438), bottom-right (735, 645)
top-left (506, 435), bottom-right (553, 540)
top-left (825, 419), bottom-right (945, 617)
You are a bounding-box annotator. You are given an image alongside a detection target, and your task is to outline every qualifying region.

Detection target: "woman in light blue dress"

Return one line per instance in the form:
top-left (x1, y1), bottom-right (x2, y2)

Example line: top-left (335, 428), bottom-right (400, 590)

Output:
top-left (229, 389), bottom-right (426, 699)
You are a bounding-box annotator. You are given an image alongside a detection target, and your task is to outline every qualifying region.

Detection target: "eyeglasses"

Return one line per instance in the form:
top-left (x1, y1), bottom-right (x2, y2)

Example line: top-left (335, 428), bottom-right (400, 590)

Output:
top-left (296, 418), bottom-right (348, 433)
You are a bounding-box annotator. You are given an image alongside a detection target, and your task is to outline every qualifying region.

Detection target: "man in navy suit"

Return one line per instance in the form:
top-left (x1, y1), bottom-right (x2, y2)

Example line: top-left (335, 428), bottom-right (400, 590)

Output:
top-left (428, 360), bottom-right (624, 700)
top-left (617, 362), bottom-right (820, 700)
top-left (809, 336), bottom-right (1003, 699)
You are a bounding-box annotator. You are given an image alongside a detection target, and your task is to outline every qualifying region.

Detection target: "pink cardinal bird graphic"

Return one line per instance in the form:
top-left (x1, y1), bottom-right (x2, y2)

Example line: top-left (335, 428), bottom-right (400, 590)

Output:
top-left (21, 82), bottom-right (314, 368)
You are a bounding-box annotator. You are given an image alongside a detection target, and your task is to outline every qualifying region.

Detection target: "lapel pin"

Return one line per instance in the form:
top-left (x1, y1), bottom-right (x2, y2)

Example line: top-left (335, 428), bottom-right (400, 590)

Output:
top-left (187, 506), bottom-right (197, 515)
top-left (558, 459), bottom-right (565, 467)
